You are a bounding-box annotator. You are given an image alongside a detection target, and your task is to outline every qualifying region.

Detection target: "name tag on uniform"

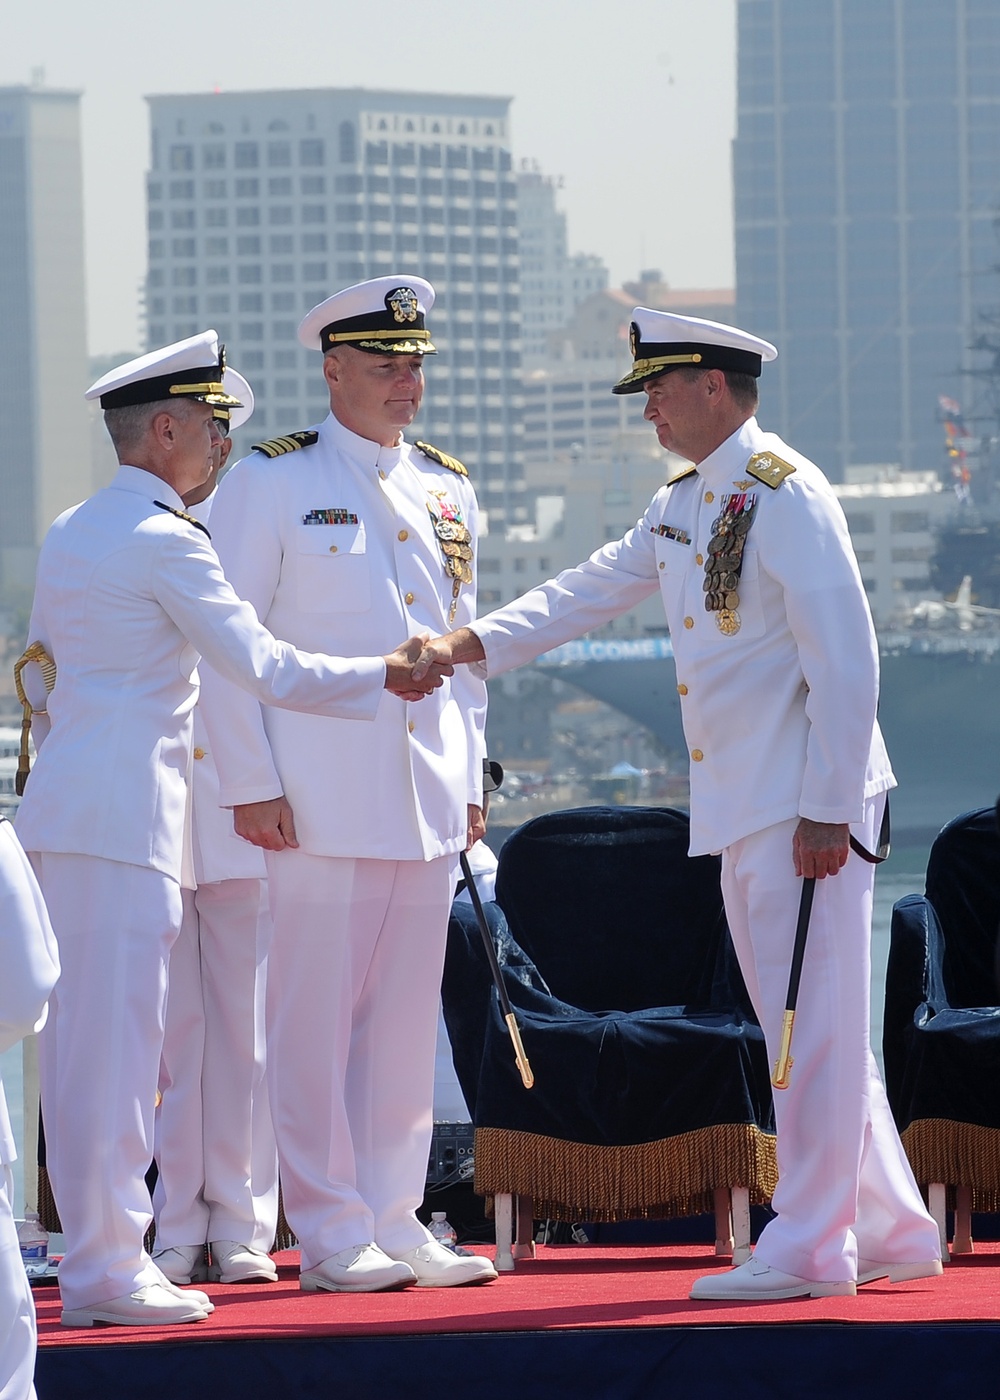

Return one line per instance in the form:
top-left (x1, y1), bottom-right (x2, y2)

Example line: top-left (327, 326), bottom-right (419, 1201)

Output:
top-left (651, 524), bottom-right (691, 546)
top-left (302, 508), bottom-right (359, 525)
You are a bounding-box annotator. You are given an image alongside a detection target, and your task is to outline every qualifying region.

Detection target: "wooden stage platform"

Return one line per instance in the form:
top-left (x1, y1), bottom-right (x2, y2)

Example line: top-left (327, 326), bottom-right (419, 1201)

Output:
top-left (32, 1244), bottom-right (1000, 1399)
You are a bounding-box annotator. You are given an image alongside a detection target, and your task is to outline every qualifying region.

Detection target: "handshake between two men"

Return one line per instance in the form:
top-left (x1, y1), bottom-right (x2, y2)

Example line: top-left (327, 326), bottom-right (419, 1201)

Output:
top-left (384, 629), bottom-right (483, 700)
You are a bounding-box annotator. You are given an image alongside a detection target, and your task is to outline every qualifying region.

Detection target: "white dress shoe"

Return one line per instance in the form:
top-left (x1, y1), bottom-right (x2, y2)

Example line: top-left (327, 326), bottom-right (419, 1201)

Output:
top-left (61, 1281), bottom-right (211, 1328)
top-left (384, 1239), bottom-right (498, 1288)
top-left (300, 1243), bottom-right (417, 1293)
top-left (209, 1240), bottom-right (279, 1283)
top-left (155, 1274), bottom-right (215, 1312)
top-left (690, 1255), bottom-right (856, 1301)
top-left (151, 1243), bottom-right (209, 1284)
top-left (857, 1258), bottom-right (943, 1286)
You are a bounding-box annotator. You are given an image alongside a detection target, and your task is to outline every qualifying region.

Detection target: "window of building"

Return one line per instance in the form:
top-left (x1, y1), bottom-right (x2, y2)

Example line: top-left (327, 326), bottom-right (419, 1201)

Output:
top-left (234, 142), bottom-right (259, 169)
top-left (338, 123), bottom-right (356, 163)
top-left (394, 176), bottom-right (417, 196)
top-left (368, 174), bottom-right (390, 194)
top-left (236, 207), bottom-right (260, 227)
top-left (170, 145), bottom-right (194, 171)
top-left (169, 180), bottom-right (195, 199)
top-left (335, 173), bottom-right (363, 193)
top-left (371, 233), bottom-right (392, 251)
top-left (272, 321), bottom-right (297, 339)
top-left (272, 264), bottom-right (295, 282)
top-left (269, 206), bottom-right (294, 225)
top-left (171, 209), bottom-right (195, 228)
top-left (237, 265), bottom-right (262, 284)
top-left (148, 268), bottom-right (165, 288)
top-left (148, 324), bottom-right (166, 342)
top-left (446, 147), bottom-right (469, 169)
top-left (172, 267), bottom-right (197, 287)
top-left (265, 235), bottom-right (290, 254)
top-left (206, 266), bottom-right (229, 285)
top-left (336, 261), bottom-right (365, 283)
top-left (268, 177), bottom-right (292, 196)
top-left (238, 293), bottom-right (263, 312)
top-left (172, 294), bottom-right (197, 314)
top-left (236, 236), bottom-right (261, 255)
top-left (148, 210), bottom-right (164, 231)
top-left (242, 351), bottom-right (265, 370)
top-left (271, 291), bottom-right (295, 311)
top-left (891, 510), bottom-right (930, 533)
top-left (302, 232), bottom-right (327, 252)
top-left (240, 322), bottom-right (265, 340)
top-left (206, 294), bottom-right (230, 313)
top-left (235, 177), bottom-right (259, 197)
top-left (275, 379), bottom-right (298, 398)
top-left (268, 141), bottom-right (291, 168)
top-left (337, 231), bottom-right (364, 251)
top-left (845, 513), bottom-right (875, 534)
top-left (301, 175), bottom-right (325, 194)
top-left (473, 147), bottom-right (495, 170)
top-left (366, 140), bottom-right (388, 165)
top-left (392, 142), bottom-right (416, 166)
top-left (172, 237), bottom-right (196, 257)
top-left (302, 205), bottom-right (326, 223)
top-left (205, 236), bottom-right (229, 256)
top-left (274, 349), bottom-right (298, 368)
top-left (301, 137), bottom-right (325, 166)
top-left (303, 261), bottom-right (327, 281)
top-left (205, 207), bottom-right (228, 227)
top-left (149, 297), bottom-right (166, 315)
top-left (148, 183), bottom-right (162, 200)
top-left (203, 143), bottom-right (225, 169)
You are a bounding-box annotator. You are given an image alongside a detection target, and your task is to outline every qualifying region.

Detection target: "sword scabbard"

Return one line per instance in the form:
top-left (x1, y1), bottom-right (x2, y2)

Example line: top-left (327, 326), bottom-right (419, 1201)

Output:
top-left (771, 1008), bottom-right (796, 1090)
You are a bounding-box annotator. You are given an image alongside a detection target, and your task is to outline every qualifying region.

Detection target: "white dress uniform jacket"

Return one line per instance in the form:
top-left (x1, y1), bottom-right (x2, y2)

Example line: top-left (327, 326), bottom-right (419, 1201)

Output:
top-left (15, 465), bottom-right (386, 884)
top-left (202, 411), bottom-right (488, 855)
top-left (470, 418), bottom-right (894, 853)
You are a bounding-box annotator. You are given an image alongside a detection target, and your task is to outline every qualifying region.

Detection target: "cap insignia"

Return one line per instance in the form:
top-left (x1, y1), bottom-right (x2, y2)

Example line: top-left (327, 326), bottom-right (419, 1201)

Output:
top-left (387, 287), bottom-right (419, 324)
top-left (629, 321), bottom-right (640, 359)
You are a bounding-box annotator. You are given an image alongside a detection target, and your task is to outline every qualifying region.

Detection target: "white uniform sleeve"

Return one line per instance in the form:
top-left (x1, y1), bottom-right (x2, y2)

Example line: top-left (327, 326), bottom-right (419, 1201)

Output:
top-left (472, 497), bottom-right (663, 676)
top-left (0, 820), bottom-right (60, 1055)
top-left (151, 528), bottom-right (386, 724)
top-left (756, 476), bottom-right (881, 823)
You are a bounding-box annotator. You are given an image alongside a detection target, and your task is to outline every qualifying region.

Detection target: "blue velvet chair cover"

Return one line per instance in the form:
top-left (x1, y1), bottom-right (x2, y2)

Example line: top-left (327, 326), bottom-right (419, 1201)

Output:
top-left (443, 806), bottom-right (777, 1223)
top-left (883, 806), bottom-right (1000, 1210)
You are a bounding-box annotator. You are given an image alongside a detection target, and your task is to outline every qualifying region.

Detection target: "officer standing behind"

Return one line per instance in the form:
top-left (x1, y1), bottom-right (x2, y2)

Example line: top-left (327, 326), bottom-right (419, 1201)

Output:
top-left (14, 332), bottom-right (450, 1329)
top-left (412, 309), bottom-right (943, 1301)
top-left (152, 368), bottom-right (279, 1287)
top-left (202, 276), bottom-right (497, 1292)
top-left (0, 817), bottom-right (59, 1399)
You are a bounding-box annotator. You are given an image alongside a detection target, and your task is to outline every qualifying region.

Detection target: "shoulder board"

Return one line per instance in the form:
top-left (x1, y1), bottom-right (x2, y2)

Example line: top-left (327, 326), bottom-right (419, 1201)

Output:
top-left (746, 451), bottom-right (796, 490)
top-left (666, 464), bottom-right (698, 486)
top-left (153, 500), bottom-right (211, 539)
top-left (251, 430), bottom-right (319, 459)
top-left (415, 440), bottom-right (469, 477)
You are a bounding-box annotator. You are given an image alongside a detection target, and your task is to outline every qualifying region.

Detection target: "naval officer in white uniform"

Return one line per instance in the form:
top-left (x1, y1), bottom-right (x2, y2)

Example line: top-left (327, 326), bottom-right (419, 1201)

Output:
top-left (412, 309), bottom-right (943, 1301)
top-left (14, 332), bottom-right (452, 1328)
top-left (202, 276), bottom-right (496, 1291)
top-left (0, 818), bottom-right (59, 1399)
top-left (152, 369), bottom-right (280, 1287)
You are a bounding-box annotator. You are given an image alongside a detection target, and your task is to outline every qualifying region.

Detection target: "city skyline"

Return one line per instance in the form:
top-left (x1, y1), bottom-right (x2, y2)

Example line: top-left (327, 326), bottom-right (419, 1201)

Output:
top-left (1, 0), bottom-right (738, 357)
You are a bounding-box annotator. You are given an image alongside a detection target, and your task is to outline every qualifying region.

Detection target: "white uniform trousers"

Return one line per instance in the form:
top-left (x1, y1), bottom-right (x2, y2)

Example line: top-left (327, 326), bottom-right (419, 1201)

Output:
top-left (264, 850), bottom-right (454, 1269)
top-left (721, 797), bottom-right (940, 1282)
top-left (30, 854), bottom-right (181, 1312)
top-left (153, 879), bottom-right (278, 1252)
top-left (0, 1165), bottom-right (35, 1400)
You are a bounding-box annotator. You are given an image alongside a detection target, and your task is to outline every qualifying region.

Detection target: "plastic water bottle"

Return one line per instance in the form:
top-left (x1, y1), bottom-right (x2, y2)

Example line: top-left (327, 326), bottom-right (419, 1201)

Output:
top-left (429, 1211), bottom-right (458, 1249)
top-left (17, 1212), bottom-right (49, 1278)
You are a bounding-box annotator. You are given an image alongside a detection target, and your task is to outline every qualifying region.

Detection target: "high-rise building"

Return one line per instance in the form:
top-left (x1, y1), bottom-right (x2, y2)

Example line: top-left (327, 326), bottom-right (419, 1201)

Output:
top-left (517, 165), bottom-right (608, 368)
top-left (0, 84), bottom-right (90, 586)
top-left (735, 0), bottom-right (1000, 479)
top-left (145, 88), bottom-right (525, 525)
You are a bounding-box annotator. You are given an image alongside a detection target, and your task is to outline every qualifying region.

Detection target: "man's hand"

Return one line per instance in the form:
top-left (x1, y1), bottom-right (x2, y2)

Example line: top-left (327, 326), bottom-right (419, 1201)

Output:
top-left (234, 796), bottom-right (299, 851)
top-left (411, 627), bottom-right (486, 684)
top-left (384, 635), bottom-right (454, 701)
top-left (792, 818), bottom-right (850, 879)
top-left (467, 804), bottom-right (485, 850)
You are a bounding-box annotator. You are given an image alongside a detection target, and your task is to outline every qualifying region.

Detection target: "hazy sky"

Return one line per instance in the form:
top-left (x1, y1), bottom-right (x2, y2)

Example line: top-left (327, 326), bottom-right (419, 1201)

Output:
top-left (3, 0), bottom-right (736, 356)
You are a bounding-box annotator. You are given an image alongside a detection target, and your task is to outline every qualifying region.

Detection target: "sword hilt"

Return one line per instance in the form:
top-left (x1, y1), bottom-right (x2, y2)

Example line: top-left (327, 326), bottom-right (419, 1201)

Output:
top-left (771, 1008), bottom-right (796, 1090)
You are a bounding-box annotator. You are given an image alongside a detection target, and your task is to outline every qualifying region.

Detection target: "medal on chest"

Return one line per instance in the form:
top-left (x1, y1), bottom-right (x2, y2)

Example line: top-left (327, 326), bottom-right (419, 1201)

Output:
top-left (703, 491), bottom-right (758, 635)
top-left (426, 493), bottom-right (474, 625)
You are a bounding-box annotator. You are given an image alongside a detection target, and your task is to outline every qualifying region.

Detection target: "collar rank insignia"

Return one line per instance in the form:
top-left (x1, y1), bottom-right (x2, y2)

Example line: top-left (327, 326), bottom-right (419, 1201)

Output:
top-left (415, 441), bottom-right (469, 477)
top-left (154, 501), bottom-right (211, 539)
top-left (666, 463), bottom-right (698, 486)
top-left (252, 430), bottom-right (319, 459)
top-left (745, 451), bottom-right (795, 489)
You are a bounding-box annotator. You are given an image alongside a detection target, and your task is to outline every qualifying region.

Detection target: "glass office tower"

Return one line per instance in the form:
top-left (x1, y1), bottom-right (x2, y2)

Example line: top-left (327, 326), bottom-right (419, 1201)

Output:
top-left (735, 0), bottom-right (1000, 478)
top-left (145, 89), bottom-right (524, 526)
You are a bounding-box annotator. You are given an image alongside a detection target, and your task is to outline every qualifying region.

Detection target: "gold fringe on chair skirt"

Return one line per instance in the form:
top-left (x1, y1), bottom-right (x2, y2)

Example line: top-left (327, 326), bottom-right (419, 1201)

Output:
top-left (902, 1118), bottom-right (1000, 1213)
top-left (474, 1123), bottom-right (778, 1222)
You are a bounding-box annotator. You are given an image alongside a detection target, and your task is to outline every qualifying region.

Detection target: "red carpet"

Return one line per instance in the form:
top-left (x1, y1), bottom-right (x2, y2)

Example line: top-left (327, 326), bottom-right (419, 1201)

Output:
top-left (34, 1243), bottom-right (1000, 1347)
